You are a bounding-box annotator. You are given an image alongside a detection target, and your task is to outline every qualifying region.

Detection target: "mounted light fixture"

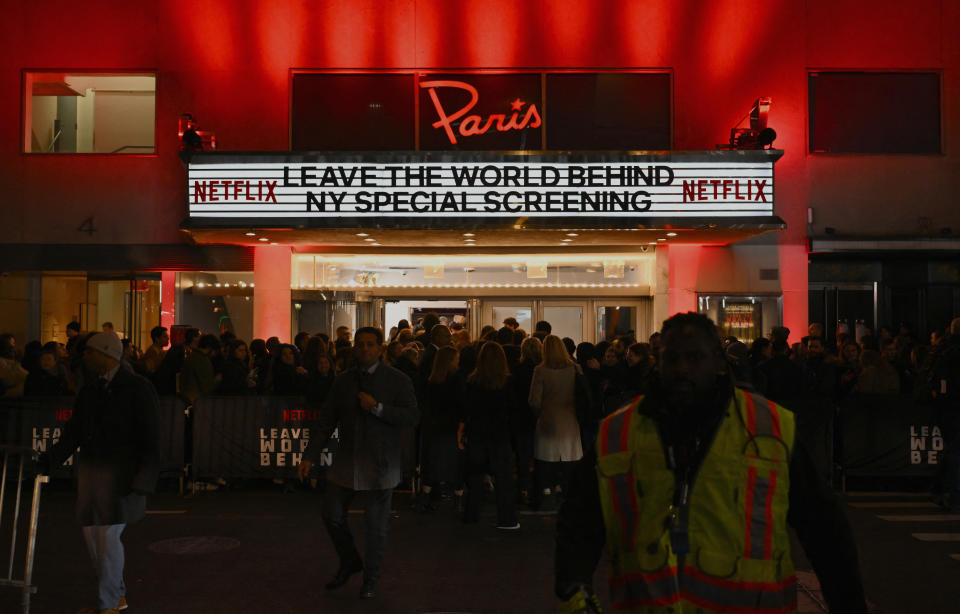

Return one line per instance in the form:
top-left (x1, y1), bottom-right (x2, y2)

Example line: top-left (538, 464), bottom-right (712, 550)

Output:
top-left (718, 97), bottom-right (776, 150)
top-left (178, 113), bottom-right (216, 151)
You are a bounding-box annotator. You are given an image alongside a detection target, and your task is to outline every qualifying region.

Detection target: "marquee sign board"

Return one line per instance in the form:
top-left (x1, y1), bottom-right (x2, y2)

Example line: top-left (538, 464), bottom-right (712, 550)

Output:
top-left (186, 152), bottom-right (780, 222)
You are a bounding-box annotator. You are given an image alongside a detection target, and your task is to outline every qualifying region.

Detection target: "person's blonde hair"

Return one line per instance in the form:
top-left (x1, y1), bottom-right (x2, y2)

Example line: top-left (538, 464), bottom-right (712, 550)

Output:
top-left (520, 336), bottom-right (542, 364)
top-left (428, 345), bottom-right (459, 384)
top-left (469, 342), bottom-right (510, 389)
top-left (541, 335), bottom-right (574, 369)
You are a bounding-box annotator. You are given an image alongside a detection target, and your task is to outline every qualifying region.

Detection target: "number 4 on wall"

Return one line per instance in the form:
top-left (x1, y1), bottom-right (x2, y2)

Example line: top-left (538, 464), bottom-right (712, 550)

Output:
top-left (77, 217), bottom-right (96, 235)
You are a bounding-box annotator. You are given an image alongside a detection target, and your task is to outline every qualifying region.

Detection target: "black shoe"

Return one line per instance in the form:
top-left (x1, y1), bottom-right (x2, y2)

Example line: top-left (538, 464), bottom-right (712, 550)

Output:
top-left (325, 559), bottom-right (363, 590)
top-left (359, 582), bottom-right (377, 599)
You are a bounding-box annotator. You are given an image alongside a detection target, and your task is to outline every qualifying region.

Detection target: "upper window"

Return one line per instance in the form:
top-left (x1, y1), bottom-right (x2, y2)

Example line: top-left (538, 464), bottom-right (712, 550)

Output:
top-left (292, 73), bottom-right (415, 150)
top-left (290, 70), bottom-right (672, 151)
top-left (809, 72), bottom-right (940, 154)
top-left (546, 73), bottom-right (671, 150)
top-left (24, 72), bottom-right (156, 154)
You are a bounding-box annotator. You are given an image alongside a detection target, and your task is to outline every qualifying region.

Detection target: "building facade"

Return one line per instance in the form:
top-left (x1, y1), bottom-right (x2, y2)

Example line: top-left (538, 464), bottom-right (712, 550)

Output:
top-left (1, 0), bottom-right (958, 347)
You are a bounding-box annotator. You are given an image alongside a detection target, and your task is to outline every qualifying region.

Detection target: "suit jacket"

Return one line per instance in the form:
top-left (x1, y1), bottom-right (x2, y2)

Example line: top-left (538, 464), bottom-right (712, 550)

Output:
top-left (305, 360), bottom-right (419, 491)
top-left (49, 367), bottom-right (161, 526)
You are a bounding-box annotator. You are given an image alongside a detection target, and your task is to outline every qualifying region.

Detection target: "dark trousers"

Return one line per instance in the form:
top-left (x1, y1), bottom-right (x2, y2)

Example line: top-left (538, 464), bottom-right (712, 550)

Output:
top-left (513, 427), bottom-right (535, 495)
top-left (322, 482), bottom-right (393, 585)
top-left (464, 438), bottom-right (517, 525)
top-left (535, 459), bottom-right (576, 494)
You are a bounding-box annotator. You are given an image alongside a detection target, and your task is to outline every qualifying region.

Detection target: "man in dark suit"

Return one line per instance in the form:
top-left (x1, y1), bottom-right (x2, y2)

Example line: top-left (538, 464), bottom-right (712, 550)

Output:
top-left (418, 324), bottom-right (451, 383)
top-left (297, 326), bottom-right (419, 599)
top-left (43, 331), bottom-right (160, 614)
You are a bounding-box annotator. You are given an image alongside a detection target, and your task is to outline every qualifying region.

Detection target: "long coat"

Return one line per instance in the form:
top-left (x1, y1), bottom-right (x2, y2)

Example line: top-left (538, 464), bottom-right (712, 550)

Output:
top-left (49, 367), bottom-right (161, 526)
top-left (304, 361), bottom-right (419, 491)
top-left (528, 364), bottom-right (583, 462)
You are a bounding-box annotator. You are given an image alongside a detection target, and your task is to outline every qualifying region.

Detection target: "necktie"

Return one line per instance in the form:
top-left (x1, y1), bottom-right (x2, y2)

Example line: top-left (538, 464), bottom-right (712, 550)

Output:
top-left (359, 370), bottom-right (373, 395)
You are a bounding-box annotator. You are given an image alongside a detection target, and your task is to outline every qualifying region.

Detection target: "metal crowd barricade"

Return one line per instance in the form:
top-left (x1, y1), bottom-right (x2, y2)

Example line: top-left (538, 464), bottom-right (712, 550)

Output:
top-left (0, 445), bottom-right (49, 614)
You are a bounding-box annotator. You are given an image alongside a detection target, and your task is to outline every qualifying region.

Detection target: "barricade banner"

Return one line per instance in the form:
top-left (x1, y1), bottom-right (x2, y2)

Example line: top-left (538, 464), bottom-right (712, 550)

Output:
top-left (0, 396), bottom-right (184, 478)
top-left (191, 396), bottom-right (338, 479)
top-left (839, 394), bottom-right (940, 477)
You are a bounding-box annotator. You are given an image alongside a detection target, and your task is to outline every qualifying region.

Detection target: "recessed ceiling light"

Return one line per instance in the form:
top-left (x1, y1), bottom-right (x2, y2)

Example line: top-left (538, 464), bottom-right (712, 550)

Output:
top-left (258, 237), bottom-right (269, 242)
top-left (464, 238), bottom-right (476, 242)
top-left (566, 233), bottom-right (579, 237)
top-left (364, 238), bottom-right (376, 242)
top-left (271, 242), bottom-right (279, 246)
top-left (245, 232), bottom-right (256, 237)
top-left (657, 238), bottom-right (667, 241)
top-left (356, 233), bottom-right (369, 237)
top-left (465, 243), bottom-right (477, 247)
top-left (666, 232), bottom-right (677, 237)
top-left (562, 239), bottom-right (573, 242)
top-left (648, 242), bottom-right (657, 245)
top-left (371, 243), bottom-right (382, 246)
top-left (463, 233), bottom-right (475, 237)
top-left (559, 243), bottom-right (570, 246)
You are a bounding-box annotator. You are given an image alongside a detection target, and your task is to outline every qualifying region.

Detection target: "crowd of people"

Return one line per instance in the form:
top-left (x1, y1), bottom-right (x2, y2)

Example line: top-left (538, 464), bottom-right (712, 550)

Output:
top-left (2, 315), bottom-right (959, 513)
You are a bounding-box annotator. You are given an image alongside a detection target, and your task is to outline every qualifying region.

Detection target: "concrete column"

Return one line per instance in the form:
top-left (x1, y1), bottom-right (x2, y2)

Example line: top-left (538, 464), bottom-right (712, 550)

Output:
top-left (253, 246), bottom-right (292, 341)
top-left (778, 242), bottom-right (809, 343)
top-left (666, 244), bottom-right (701, 316)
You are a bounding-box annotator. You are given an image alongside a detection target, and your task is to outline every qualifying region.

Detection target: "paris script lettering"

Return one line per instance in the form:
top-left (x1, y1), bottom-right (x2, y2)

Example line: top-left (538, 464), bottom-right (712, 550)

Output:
top-left (420, 80), bottom-right (542, 145)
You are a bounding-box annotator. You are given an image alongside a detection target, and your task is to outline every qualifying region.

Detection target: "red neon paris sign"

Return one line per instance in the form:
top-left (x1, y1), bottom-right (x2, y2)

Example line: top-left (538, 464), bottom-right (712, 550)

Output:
top-left (420, 80), bottom-right (542, 146)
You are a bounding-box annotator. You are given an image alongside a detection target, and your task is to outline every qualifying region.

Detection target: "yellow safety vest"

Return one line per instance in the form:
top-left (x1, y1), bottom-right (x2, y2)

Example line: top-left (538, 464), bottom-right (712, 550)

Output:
top-left (595, 388), bottom-right (797, 614)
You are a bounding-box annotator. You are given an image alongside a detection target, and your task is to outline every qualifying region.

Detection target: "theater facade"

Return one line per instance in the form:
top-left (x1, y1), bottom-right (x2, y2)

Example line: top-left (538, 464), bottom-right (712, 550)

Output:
top-left (1, 1), bottom-right (957, 347)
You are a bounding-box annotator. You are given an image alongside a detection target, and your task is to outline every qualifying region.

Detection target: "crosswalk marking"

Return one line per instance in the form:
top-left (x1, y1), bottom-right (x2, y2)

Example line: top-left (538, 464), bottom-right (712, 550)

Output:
top-left (912, 533), bottom-right (960, 541)
top-left (846, 492), bottom-right (930, 498)
top-left (848, 501), bottom-right (938, 509)
top-left (877, 514), bottom-right (960, 522)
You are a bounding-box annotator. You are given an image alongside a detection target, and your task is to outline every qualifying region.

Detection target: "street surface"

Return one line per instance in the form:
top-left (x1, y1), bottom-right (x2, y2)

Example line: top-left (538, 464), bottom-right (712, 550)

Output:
top-left (1, 481), bottom-right (958, 613)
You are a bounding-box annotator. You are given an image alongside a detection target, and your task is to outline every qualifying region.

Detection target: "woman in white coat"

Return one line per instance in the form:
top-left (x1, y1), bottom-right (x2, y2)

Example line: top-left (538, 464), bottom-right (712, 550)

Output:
top-left (528, 334), bottom-right (583, 509)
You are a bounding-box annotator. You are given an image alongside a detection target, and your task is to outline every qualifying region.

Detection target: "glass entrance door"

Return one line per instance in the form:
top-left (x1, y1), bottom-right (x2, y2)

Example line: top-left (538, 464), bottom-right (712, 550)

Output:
top-left (83, 277), bottom-right (160, 350)
top-left (595, 300), bottom-right (652, 344)
top-left (541, 301), bottom-right (585, 345)
top-left (482, 301), bottom-right (533, 336)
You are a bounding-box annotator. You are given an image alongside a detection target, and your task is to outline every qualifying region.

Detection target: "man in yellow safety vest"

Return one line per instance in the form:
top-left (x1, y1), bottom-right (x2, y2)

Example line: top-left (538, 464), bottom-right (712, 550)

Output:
top-left (555, 312), bottom-right (867, 613)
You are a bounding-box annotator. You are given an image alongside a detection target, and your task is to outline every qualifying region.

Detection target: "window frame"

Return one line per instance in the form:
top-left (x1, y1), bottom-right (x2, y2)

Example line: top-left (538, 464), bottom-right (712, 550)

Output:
top-left (806, 68), bottom-right (944, 156)
top-left (288, 68), bottom-right (674, 152)
top-left (21, 68), bottom-right (159, 157)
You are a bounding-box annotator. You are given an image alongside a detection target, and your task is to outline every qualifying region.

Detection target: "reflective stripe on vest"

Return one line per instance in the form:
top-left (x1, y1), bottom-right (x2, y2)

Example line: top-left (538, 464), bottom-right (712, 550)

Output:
top-left (745, 466), bottom-right (779, 560)
top-left (610, 566), bottom-right (797, 614)
top-left (742, 389), bottom-right (786, 561)
top-left (600, 405), bottom-right (639, 551)
top-left (744, 390), bottom-right (783, 440)
top-left (609, 566), bottom-right (680, 610)
top-left (600, 404), bottom-right (634, 456)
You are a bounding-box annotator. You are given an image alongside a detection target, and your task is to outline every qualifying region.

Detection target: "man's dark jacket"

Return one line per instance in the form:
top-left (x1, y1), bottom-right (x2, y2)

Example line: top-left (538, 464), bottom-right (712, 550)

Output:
top-left (304, 361), bottom-right (419, 491)
top-left (48, 367), bottom-right (161, 526)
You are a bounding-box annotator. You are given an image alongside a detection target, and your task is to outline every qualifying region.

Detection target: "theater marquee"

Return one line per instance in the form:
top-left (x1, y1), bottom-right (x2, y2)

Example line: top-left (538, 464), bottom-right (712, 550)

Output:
top-left (186, 152), bottom-right (780, 222)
